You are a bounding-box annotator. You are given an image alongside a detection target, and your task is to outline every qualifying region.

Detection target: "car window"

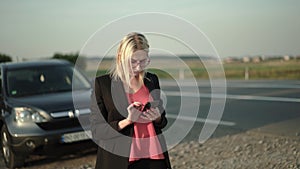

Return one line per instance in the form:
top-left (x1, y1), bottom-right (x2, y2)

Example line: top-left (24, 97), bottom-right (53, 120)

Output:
top-left (6, 65), bottom-right (90, 97)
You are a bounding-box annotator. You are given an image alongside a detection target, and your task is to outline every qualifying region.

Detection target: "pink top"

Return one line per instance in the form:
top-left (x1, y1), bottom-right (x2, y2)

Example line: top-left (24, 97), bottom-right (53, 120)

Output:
top-left (126, 84), bottom-right (165, 162)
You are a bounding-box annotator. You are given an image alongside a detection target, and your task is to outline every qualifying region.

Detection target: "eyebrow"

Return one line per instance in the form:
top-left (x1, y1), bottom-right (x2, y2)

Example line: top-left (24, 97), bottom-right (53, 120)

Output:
top-left (131, 58), bottom-right (148, 61)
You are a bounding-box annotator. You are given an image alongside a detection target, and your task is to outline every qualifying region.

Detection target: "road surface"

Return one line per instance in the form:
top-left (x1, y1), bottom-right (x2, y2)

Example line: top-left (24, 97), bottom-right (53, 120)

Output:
top-left (1, 80), bottom-right (299, 168)
top-left (161, 79), bottom-right (300, 141)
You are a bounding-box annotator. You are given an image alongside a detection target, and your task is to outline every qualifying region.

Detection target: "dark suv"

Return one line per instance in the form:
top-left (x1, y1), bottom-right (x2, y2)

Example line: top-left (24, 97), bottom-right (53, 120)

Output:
top-left (0, 59), bottom-right (92, 168)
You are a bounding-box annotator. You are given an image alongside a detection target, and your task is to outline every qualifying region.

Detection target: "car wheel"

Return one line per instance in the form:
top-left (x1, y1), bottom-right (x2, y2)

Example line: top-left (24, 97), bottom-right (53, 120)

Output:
top-left (1, 125), bottom-right (25, 169)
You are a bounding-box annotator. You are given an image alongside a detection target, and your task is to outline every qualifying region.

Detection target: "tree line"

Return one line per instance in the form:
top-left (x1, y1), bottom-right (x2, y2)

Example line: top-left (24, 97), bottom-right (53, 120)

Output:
top-left (0, 52), bottom-right (86, 70)
top-left (0, 53), bottom-right (12, 62)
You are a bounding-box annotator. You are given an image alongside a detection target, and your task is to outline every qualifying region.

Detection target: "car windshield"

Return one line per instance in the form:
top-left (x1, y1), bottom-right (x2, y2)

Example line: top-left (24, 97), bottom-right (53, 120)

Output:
top-left (6, 65), bottom-right (91, 97)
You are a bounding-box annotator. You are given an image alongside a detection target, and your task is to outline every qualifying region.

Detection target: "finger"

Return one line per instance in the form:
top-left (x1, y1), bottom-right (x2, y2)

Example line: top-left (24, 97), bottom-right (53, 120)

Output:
top-left (133, 102), bottom-right (143, 106)
top-left (139, 115), bottom-right (151, 121)
top-left (142, 111), bottom-right (152, 118)
top-left (149, 107), bottom-right (160, 114)
top-left (128, 102), bottom-right (143, 110)
top-left (148, 110), bottom-right (161, 121)
top-left (139, 114), bottom-right (154, 123)
top-left (146, 110), bottom-right (160, 121)
top-left (147, 109), bottom-right (159, 117)
top-left (141, 111), bottom-right (154, 120)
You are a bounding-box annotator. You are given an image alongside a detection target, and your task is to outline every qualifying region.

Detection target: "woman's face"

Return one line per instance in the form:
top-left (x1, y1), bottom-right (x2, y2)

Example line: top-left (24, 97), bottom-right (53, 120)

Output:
top-left (130, 50), bottom-right (150, 77)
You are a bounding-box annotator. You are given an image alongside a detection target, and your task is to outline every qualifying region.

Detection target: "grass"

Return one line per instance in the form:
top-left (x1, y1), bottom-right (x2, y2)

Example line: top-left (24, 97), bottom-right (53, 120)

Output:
top-left (223, 60), bottom-right (300, 79)
top-left (86, 59), bottom-right (300, 80)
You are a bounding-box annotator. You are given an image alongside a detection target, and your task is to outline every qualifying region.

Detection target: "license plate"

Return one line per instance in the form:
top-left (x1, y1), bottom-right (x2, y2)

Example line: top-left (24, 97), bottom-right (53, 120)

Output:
top-left (61, 130), bottom-right (91, 143)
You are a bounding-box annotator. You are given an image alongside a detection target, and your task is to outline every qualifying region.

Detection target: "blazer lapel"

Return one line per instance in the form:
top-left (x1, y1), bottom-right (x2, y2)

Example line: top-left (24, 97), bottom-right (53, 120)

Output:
top-left (144, 73), bottom-right (160, 101)
top-left (111, 78), bottom-right (129, 118)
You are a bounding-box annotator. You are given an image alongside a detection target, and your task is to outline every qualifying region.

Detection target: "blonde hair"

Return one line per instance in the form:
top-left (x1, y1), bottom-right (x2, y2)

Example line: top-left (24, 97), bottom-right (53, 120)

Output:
top-left (109, 32), bottom-right (149, 87)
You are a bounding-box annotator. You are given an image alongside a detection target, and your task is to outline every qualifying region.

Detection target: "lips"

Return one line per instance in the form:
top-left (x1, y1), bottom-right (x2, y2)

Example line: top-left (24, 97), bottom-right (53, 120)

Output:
top-left (132, 68), bottom-right (142, 73)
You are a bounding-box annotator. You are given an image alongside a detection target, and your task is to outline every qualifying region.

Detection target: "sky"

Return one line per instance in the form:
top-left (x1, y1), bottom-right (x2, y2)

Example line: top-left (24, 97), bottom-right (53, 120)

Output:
top-left (0, 0), bottom-right (300, 60)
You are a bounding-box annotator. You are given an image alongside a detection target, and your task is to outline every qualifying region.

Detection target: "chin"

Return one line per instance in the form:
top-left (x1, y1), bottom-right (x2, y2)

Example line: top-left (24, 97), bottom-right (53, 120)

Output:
top-left (132, 71), bottom-right (143, 77)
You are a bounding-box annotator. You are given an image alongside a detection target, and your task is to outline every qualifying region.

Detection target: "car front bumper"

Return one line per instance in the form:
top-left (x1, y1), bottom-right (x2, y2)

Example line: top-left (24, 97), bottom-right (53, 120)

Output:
top-left (5, 116), bottom-right (92, 155)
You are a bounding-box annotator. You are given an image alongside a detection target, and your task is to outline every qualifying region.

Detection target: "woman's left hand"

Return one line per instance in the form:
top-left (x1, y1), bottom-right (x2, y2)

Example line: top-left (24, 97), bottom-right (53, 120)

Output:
top-left (140, 107), bottom-right (161, 123)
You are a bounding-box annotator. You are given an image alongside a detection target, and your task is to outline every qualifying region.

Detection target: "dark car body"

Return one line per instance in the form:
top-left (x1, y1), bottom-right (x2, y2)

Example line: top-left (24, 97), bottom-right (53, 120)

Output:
top-left (0, 60), bottom-right (93, 168)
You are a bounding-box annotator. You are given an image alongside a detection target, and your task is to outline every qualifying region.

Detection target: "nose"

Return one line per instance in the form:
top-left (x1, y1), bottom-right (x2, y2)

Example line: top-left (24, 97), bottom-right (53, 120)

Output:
top-left (135, 64), bottom-right (142, 71)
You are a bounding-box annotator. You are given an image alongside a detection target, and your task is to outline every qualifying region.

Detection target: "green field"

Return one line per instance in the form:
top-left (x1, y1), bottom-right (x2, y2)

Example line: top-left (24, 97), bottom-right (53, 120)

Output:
top-left (89, 59), bottom-right (300, 80)
top-left (223, 60), bottom-right (300, 80)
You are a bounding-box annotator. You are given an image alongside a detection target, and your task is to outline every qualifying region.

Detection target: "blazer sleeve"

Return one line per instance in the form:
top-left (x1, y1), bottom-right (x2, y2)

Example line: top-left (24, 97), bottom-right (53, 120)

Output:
top-left (89, 77), bottom-right (123, 141)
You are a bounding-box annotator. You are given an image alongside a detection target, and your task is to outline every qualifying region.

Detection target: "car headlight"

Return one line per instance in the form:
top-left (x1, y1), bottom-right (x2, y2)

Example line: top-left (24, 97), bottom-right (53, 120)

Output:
top-left (13, 107), bottom-right (48, 123)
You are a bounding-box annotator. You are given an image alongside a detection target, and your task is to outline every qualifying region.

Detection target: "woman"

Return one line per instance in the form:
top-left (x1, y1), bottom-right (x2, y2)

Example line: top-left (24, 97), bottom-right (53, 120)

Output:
top-left (90, 32), bottom-right (172, 169)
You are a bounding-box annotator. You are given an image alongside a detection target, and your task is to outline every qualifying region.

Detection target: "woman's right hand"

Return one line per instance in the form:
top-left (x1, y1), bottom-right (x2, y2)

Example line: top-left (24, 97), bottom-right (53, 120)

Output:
top-left (126, 102), bottom-right (143, 123)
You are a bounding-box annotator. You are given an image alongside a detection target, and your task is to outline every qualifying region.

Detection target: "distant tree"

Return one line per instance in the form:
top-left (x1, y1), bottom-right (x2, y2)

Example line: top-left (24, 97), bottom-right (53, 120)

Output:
top-left (0, 53), bottom-right (12, 63)
top-left (52, 52), bottom-right (86, 70)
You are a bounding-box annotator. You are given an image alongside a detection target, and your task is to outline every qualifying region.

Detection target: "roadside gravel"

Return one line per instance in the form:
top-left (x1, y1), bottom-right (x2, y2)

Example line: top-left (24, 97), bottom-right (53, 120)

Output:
top-left (11, 129), bottom-right (299, 169)
top-left (169, 130), bottom-right (300, 169)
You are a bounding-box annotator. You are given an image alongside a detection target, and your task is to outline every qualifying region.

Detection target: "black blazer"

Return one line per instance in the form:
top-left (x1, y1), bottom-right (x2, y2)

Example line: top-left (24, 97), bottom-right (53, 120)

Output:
top-left (90, 72), bottom-right (172, 169)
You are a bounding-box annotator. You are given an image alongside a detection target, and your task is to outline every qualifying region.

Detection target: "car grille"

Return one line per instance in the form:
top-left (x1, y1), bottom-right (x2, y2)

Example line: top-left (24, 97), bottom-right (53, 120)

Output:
top-left (50, 108), bottom-right (90, 118)
top-left (37, 118), bottom-right (82, 130)
top-left (37, 108), bottom-right (90, 131)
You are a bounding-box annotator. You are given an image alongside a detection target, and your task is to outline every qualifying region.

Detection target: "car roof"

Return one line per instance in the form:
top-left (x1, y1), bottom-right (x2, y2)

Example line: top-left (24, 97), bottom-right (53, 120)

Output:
top-left (1, 59), bottom-right (72, 70)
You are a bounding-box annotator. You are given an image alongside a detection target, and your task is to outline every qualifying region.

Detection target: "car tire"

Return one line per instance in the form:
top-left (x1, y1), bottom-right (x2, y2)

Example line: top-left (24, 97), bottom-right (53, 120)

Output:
top-left (1, 125), bottom-right (25, 169)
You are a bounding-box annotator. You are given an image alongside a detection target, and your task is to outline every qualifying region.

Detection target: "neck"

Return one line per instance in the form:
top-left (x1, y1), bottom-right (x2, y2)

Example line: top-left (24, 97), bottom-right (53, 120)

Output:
top-left (130, 76), bottom-right (140, 86)
top-left (123, 76), bottom-right (142, 94)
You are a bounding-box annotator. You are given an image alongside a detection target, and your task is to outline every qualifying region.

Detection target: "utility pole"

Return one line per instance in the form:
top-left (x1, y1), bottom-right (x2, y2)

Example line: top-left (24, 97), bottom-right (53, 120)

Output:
top-left (245, 66), bottom-right (249, 80)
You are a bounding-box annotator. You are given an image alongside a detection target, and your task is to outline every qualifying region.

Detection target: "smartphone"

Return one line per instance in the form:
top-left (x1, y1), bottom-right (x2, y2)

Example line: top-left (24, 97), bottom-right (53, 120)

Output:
top-left (142, 100), bottom-right (159, 112)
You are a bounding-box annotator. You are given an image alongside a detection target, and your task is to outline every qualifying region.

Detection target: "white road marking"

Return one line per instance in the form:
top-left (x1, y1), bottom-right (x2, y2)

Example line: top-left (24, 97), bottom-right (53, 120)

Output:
top-left (166, 114), bottom-right (236, 126)
top-left (160, 81), bottom-right (300, 89)
top-left (165, 91), bottom-right (300, 103)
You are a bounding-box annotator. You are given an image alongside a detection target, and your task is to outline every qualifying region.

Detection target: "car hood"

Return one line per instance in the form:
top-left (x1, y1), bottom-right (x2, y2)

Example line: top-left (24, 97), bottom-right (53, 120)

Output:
top-left (7, 90), bottom-right (91, 113)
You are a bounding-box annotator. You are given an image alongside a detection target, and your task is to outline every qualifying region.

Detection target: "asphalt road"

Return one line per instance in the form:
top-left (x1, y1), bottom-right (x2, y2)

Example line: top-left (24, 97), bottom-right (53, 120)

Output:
top-left (1, 80), bottom-right (299, 168)
top-left (160, 79), bottom-right (300, 142)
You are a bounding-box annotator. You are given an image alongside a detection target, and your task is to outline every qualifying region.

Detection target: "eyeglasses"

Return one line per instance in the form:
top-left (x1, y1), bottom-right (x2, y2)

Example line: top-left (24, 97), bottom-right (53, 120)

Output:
top-left (131, 58), bottom-right (150, 68)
